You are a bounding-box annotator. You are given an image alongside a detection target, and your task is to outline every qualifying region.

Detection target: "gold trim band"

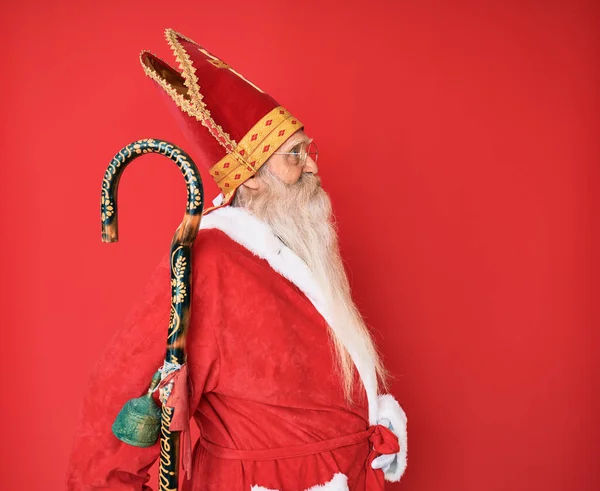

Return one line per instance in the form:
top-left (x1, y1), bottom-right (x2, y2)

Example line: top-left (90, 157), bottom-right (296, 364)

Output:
top-left (209, 106), bottom-right (302, 193)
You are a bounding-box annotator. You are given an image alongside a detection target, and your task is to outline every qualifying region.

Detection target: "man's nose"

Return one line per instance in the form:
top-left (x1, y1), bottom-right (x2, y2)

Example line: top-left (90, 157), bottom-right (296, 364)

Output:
top-left (303, 155), bottom-right (318, 175)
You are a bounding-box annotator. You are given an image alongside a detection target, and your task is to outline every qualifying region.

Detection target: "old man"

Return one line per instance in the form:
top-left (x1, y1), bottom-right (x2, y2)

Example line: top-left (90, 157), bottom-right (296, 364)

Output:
top-left (67, 28), bottom-right (407, 491)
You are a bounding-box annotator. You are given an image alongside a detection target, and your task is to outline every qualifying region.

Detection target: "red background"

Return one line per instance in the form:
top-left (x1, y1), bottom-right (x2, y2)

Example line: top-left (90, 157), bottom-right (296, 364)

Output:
top-left (1, 1), bottom-right (598, 490)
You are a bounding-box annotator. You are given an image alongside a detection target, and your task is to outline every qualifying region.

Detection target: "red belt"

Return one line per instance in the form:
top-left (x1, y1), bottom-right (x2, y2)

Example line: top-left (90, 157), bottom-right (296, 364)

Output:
top-left (199, 424), bottom-right (399, 489)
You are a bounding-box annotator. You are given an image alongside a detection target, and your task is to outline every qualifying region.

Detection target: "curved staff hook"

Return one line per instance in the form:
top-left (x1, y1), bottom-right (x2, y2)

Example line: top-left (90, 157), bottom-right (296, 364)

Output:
top-left (101, 138), bottom-right (204, 491)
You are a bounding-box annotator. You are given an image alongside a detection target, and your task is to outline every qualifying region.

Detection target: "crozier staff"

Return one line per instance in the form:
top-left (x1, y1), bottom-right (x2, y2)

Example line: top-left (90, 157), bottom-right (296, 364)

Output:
top-left (101, 138), bottom-right (204, 490)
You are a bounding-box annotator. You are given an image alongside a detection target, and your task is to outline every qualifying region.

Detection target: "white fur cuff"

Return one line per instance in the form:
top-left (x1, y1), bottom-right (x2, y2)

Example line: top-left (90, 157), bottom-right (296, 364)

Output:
top-left (377, 394), bottom-right (408, 482)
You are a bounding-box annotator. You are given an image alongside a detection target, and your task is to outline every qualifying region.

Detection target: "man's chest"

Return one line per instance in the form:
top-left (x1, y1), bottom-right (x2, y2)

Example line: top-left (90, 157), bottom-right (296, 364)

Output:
top-left (214, 257), bottom-right (349, 404)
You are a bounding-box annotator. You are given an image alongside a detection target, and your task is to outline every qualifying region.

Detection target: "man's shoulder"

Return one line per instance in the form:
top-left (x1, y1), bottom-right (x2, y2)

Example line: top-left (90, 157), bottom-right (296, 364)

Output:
top-left (196, 227), bottom-right (236, 248)
top-left (194, 227), bottom-right (245, 256)
top-left (192, 227), bottom-right (258, 269)
top-left (191, 228), bottom-right (284, 297)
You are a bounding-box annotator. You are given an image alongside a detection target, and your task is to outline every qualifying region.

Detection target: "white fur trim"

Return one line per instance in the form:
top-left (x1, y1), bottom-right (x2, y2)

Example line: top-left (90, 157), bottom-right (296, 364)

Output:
top-left (377, 394), bottom-right (408, 482)
top-left (200, 206), bottom-right (379, 424)
top-left (251, 472), bottom-right (349, 491)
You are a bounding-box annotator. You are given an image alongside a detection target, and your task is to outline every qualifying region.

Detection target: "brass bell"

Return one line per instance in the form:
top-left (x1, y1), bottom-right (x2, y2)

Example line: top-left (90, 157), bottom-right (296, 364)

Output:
top-left (112, 370), bottom-right (162, 447)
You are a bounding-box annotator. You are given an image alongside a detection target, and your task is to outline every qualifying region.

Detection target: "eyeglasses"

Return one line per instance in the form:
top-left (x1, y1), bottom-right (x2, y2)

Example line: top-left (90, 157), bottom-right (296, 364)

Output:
top-left (273, 141), bottom-right (318, 166)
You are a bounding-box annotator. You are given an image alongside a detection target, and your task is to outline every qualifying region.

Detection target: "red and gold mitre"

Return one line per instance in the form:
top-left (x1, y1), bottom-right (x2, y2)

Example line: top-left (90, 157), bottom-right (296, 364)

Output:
top-left (140, 29), bottom-right (303, 211)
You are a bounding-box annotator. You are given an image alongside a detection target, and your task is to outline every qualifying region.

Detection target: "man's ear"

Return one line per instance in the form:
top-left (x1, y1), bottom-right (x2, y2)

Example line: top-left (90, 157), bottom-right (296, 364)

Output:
top-left (241, 176), bottom-right (260, 190)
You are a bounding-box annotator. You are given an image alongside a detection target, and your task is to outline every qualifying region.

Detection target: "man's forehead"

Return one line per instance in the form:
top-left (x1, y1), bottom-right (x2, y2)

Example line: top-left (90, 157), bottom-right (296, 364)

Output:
top-left (282, 130), bottom-right (311, 147)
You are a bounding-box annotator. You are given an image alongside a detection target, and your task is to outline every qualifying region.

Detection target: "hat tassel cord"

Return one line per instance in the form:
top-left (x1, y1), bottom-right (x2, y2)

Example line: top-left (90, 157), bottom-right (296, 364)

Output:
top-left (101, 139), bottom-right (204, 490)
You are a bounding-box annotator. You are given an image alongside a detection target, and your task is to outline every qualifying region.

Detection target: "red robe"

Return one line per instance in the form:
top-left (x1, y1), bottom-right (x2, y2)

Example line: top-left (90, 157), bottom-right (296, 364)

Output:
top-left (67, 206), bottom-right (407, 490)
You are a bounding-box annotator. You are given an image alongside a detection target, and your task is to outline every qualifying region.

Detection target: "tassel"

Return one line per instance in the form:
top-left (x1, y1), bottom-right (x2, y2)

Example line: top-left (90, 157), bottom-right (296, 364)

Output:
top-left (160, 364), bottom-right (193, 479)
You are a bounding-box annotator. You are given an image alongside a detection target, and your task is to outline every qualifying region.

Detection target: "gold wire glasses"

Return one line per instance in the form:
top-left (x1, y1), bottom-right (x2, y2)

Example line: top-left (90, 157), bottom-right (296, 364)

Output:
top-left (274, 141), bottom-right (318, 166)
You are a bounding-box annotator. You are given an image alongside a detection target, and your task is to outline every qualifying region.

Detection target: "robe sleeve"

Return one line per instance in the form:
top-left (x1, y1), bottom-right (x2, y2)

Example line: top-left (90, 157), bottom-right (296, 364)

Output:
top-left (66, 235), bottom-right (221, 490)
top-left (376, 394), bottom-right (408, 482)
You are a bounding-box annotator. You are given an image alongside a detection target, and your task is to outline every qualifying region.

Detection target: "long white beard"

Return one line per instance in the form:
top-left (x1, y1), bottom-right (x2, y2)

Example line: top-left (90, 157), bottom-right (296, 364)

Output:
top-left (233, 168), bottom-right (387, 401)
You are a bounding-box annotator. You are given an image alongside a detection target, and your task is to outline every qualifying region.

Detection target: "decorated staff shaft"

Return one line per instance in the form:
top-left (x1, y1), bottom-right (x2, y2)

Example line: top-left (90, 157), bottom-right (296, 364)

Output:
top-left (101, 138), bottom-right (204, 491)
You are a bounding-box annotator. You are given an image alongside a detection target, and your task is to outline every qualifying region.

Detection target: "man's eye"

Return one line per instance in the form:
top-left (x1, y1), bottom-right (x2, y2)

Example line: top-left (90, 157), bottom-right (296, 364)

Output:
top-left (290, 145), bottom-right (301, 155)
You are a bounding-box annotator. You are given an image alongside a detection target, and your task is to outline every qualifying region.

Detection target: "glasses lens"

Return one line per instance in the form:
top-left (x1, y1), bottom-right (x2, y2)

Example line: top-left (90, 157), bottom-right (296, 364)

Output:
top-left (306, 142), bottom-right (318, 164)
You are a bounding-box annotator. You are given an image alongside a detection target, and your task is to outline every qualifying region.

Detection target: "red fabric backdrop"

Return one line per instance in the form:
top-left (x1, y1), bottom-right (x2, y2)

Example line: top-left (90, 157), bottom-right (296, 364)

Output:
top-left (0, 1), bottom-right (597, 490)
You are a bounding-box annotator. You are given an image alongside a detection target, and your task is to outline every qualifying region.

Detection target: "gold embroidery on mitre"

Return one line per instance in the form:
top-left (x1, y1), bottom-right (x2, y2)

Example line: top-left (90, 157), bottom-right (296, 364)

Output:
top-left (209, 106), bottom-right (302, 194)
top-left (164, 29), bottom-right (238, 152)
top-left (140, 51), bottom-right (199, 122)
top-left (140, 47), bottom-right (235, 152)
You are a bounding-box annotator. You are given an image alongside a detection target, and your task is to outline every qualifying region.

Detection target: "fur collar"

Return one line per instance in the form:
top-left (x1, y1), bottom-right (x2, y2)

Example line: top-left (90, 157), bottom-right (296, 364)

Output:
top-left (200, 205), bottom-right (378, 424)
